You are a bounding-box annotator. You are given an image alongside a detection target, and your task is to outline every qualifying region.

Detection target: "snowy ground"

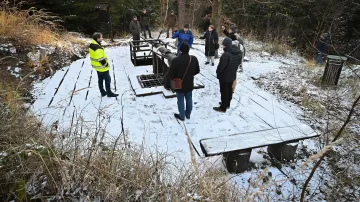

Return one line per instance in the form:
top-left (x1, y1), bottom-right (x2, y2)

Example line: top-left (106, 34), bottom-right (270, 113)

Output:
top-left (31, 34), bottom-right (328, 200)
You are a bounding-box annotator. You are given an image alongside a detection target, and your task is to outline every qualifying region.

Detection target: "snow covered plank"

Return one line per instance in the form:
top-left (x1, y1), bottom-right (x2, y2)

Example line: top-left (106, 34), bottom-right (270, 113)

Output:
top-left (48, 59), bottom-right (86, 108)
top-left (200, 126), bottom-right (318, 157)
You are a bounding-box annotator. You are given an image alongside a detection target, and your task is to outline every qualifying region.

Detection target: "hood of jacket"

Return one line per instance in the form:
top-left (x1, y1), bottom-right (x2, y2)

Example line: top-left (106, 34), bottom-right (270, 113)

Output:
top-left (229, 44), bottom-right (241, 55)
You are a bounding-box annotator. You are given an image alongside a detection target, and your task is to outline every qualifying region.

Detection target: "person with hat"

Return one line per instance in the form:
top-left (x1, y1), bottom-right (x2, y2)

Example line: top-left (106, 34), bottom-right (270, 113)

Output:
top-left (140, 9), bottom-right (152, 39)
top-left (129, 16), bottom-right (142, 49)
top-left (166, 10), bottom-right (177, 38)
top-left (167, 42), bottom-right (200, 121)
top-left (213, 38), bottom-right (242, 113)
top-left (172, 24), bottom-right (194, 56)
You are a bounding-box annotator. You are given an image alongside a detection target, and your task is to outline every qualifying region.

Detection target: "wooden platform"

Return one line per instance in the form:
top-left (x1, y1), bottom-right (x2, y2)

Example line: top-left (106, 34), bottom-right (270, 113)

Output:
top-left (200, 125), bottom-right (318, 157)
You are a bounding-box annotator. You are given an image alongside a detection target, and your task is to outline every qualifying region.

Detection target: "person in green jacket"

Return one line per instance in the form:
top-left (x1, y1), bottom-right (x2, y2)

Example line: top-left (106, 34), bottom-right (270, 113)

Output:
top-left (89, 32), bottom-right (118, 97)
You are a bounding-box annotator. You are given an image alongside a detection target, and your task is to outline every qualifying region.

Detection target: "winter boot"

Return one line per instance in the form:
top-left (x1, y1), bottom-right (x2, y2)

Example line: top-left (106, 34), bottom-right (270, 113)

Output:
top-left (213, 107), bottom-right (226, 113)
top-left (174, 113), bottom-right (185, 121)
top-left (107, 92), bottom-right (119, 97)
top-left (218, 102), bottom-right (230, 109)
top-left (101, 91), bottom-right (107, 97)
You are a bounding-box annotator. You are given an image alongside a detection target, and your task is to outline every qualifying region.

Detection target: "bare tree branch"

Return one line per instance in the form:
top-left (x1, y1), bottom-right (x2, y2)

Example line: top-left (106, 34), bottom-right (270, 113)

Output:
top-left (300, 94), bottom-right (360, 202)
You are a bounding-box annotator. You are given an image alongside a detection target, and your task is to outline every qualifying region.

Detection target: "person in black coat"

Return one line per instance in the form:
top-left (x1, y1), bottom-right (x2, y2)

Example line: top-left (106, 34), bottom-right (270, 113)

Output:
top-left (140, 9), bottom-right (152, 38)
top-left (200, 25), bottom-right (219, 66)
top-left (167, 42), bottom-right (200, 121)
top-left (214, 38), bottom-right (242, 113)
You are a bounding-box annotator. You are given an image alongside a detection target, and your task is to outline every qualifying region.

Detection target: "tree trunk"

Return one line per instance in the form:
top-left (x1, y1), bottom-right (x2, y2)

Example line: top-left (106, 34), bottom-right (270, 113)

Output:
top-left (191, 0), bottom-right (197, 28)
top-left (211, 0), bottom-right (222, 32)
top-left (178, 0), bottom-right (186, 29)
top-left (163, 0), bottom-right (169, 28)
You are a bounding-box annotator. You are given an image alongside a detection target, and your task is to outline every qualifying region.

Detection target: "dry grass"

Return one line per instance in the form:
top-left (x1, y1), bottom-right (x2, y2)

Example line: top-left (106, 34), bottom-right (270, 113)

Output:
top-left (0, 4), bottom-right (61, 46)
top-left (264, 42), bottom-right (291, 56)
top-left (0, 88), bottom-right (248, 201)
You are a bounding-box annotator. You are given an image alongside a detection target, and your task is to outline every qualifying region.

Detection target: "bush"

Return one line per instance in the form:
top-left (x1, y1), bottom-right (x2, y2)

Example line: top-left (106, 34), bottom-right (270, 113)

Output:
top-left (0, 2), bottom-right (61, 45)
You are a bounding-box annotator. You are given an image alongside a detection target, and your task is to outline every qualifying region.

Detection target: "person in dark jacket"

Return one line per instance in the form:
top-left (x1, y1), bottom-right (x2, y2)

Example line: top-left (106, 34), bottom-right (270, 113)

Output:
top-left (166, 10), bottom-right (177, 38)
top-left (129, 16), bottom-right (141, 49)
top-left (222, 24), bottom-right (244, 45)
top-left (222, 24), bottom-right (245, 57)
top-left (167, 42), bottom-right (200, 121)
top-left (315, 32), bottom-right (329, 65)
top-left (172, 24), bottom-right (194, 56)
top-left (140, 9), bottom-right (152, 39)
top-left (214, 38), bottom-right (242, 112)
top-left (200, 25), bottom-right (219, 66)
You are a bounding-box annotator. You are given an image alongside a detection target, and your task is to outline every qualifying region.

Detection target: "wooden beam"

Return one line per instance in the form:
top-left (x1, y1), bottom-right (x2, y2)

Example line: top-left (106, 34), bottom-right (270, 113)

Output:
top-left (200, 126), bottom-right (318, 157)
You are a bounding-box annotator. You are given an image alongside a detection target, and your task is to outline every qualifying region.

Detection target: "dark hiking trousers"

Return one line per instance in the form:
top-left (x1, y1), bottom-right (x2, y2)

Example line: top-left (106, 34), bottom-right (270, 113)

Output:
top-left (143, 25), bottom-right (152, 38)
top-left (220, 81), bottom-right (233, 110)
top-left (133, 34), bottom-right (140, 50)
top-left (97, 70), bottom-right (111, 94)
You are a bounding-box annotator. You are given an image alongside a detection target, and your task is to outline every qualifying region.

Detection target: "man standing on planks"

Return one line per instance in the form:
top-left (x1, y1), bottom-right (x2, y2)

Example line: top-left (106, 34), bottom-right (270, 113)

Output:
top-left (89, 32), bottom-right (118, 98)
top-left (130, 16), bottom-right (142, 50)
top-left (214, 38), bottom-right (242, 112)
top-left (167, 42), bottom-right (200, 121)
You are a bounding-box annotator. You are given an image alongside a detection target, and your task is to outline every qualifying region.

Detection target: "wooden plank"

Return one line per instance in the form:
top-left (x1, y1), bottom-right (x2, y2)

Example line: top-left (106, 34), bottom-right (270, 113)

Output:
top-left (200, 126), bottom-right (318, 157)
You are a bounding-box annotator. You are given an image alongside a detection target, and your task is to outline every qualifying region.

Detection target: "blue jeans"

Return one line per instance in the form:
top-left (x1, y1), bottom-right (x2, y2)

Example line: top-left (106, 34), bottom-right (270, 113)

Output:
top-left (176, 91), bottom-right (193, 119)
top-left (315, 52), bottom-right (323, 64)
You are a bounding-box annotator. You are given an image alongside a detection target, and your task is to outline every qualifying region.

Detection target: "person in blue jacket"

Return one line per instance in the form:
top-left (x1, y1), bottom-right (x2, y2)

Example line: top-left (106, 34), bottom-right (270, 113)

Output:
top-left (172, 24), bottom-right (194, 55)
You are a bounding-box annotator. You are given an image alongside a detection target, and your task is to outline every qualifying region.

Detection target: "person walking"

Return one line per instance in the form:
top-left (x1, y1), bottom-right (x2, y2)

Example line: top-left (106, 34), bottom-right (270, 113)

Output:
top-left (199, 25), bottom-right (219, 66)
top-left (166, 10), bottom-right (177, 38)
top-left (213, 38), bottom-right (242, 112)
top-left (129, 16), bottom-right (141, 50)
top-left (167, 42), bottom-right (200, 121)
top-left (172, 24), bottom-right (194, 56)
top-left (140, 9), bottom-right (152, 39)
top-left (89, 32), bottom-right (119, 98)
